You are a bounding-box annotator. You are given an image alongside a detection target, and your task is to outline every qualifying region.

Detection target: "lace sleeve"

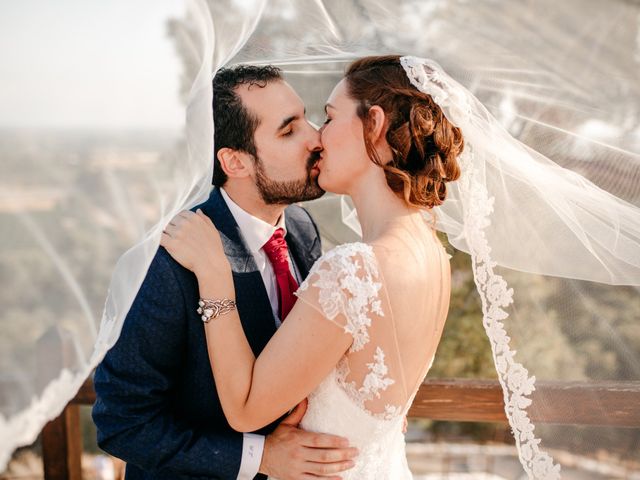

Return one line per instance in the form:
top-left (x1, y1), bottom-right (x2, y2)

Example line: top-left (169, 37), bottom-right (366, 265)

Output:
top-left (294, 243), bottom-right (385, 352)
top-left (296, 242), bottom-right (413, 421)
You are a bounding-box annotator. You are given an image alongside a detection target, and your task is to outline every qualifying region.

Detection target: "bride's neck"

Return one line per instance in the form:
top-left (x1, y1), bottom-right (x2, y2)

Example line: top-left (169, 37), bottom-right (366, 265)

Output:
top-left (349, 171), bottom-right (419, 243)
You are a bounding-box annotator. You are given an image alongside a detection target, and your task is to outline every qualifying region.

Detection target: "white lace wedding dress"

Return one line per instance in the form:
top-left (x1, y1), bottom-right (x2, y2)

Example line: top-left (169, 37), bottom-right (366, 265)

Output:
top-left (270, 228), bottom-right (451, 479)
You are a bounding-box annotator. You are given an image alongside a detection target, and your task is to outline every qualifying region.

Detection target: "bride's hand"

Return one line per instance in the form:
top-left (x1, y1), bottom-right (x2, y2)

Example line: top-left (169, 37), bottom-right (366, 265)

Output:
top-left (160, 209), bottom-right (229, 278)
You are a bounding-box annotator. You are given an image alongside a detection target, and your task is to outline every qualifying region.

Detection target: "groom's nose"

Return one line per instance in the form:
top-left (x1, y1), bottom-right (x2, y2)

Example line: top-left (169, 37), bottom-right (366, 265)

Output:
top-left (306, 124), bottom-right (323, 152)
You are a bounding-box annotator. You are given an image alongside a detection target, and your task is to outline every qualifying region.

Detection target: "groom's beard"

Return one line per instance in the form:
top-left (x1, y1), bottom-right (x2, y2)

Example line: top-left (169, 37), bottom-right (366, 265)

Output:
top-left (254, 151), bottom-right (325, 205)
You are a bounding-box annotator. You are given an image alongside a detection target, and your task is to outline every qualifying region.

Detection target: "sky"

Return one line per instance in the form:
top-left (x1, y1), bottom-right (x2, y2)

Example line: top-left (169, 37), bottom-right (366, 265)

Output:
top-left (0, 1), bottom-right (186, 129)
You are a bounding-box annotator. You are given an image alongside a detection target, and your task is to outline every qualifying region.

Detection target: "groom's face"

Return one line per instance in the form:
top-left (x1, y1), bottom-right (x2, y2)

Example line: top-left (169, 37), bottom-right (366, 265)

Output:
top-left (237, 80), bottom-right (324, 205)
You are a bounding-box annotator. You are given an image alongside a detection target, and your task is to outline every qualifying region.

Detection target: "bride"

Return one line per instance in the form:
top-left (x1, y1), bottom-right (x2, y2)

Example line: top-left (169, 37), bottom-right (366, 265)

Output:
top-left (161, 55), bottom-right (460, 479)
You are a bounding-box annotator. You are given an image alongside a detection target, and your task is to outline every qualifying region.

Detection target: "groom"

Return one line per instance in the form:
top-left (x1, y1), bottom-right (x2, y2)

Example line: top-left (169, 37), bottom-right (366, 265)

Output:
top-left (93, 65), bottom-right (357, 479)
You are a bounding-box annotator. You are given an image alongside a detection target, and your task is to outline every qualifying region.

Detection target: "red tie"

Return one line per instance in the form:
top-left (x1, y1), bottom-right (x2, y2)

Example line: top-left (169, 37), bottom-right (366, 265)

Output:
top-left (262, 228), bottom-right (299, 321)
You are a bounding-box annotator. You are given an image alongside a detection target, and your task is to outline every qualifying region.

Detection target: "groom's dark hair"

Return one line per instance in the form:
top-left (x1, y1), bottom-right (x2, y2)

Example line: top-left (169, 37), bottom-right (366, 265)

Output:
top-left (212, 65), bottom-right (283, 186)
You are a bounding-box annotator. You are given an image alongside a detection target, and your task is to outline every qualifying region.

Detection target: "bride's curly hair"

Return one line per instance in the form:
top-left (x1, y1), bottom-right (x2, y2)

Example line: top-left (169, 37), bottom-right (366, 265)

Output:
top-left (345, 55), bottom-right (463, 209)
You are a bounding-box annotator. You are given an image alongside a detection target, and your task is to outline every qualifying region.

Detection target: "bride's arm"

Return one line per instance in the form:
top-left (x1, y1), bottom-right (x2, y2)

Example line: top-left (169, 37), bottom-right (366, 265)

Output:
top-left (197, 268), bottom-right (351, 432)
top-left (161, 209), bottom-right (352, 432)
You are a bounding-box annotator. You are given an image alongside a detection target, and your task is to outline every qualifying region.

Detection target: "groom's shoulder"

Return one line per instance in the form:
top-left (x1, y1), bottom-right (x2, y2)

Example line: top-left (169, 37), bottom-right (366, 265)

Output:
top-left (285, 204), bottom-right (321, 252)
top-left (286, 203), bottom-right (320, 236)
top-left (285, 203), bottom-right (315, 226)
top-left (145, 246), bottom-right (183, 284)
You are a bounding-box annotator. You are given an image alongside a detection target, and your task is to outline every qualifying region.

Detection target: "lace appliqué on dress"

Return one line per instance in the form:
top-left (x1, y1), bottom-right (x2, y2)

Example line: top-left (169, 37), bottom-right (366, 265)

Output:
top-left (296, 243), bottom-right (403, 421)
top-left (336, 349), bottom-right (401, 421)
top-left (296, 243), bottom-right (384, 352)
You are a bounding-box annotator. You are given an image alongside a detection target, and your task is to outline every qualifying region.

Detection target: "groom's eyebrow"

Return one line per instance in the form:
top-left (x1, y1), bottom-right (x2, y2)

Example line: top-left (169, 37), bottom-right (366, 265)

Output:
top-left (277, 115), bottom-right (297, 131)
top-left (277, 108), bottom-right (307, 132)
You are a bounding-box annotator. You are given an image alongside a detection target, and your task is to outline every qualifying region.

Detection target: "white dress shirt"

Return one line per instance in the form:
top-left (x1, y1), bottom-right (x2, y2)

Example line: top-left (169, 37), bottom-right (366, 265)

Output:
top-left (220, 188), bottom-right (301, 480)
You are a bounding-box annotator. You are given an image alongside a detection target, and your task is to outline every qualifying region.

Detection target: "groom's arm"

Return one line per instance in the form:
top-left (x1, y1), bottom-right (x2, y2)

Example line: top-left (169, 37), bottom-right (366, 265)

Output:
top-left (92, 249), bottom-right (243, 479)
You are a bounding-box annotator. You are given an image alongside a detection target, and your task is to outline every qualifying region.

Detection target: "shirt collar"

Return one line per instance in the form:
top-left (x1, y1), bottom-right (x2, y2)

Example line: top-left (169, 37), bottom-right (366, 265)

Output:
top-left (220, 187), bottom-right (287, 254)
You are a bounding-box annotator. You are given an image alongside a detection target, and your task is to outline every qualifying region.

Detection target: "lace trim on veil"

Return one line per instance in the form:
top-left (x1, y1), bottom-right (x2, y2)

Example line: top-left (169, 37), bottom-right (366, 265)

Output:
top-left (401, 56), bottom-right (562, 480)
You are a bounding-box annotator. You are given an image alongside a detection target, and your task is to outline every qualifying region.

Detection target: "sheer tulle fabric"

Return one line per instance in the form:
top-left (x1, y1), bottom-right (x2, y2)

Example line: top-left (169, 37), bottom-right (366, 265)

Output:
top-left (2, 0), bottom-right (640, 477)
top-left (398, 56), bottom-right (640, 478)
top-left (0, 0), bottom-right (217, 467)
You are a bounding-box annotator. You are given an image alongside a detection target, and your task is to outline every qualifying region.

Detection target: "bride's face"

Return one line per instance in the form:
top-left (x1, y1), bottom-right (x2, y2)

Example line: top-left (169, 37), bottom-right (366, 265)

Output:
top-left (319, 79), bottom-right (375, 194)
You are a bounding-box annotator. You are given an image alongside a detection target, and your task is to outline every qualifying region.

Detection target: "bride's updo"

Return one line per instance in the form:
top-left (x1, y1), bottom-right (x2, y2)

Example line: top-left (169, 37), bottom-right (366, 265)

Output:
top-left (345, 55), bottom-right (463, 209)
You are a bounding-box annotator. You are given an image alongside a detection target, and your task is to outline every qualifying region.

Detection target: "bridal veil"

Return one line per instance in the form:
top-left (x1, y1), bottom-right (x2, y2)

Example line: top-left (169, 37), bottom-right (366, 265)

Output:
top-left (1, 0), bottom-right (639, 477)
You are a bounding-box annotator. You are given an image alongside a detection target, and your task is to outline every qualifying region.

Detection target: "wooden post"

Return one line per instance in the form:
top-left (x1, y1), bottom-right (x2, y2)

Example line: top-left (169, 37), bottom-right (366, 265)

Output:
top-left (37, 325), bottom-right (83, 480)
top-left (41, 404), bottom-right (83, 480)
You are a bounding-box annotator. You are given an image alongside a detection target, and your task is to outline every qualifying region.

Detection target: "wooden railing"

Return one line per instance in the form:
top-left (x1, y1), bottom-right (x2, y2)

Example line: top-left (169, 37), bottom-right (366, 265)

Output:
top-left (41, 378), bottom-right (640, 479)
top-left (408, 379), bottom-right (640, 427)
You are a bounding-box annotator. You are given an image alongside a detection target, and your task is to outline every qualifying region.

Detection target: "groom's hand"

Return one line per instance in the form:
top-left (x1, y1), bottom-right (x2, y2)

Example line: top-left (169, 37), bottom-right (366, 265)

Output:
top-left (258, 399), bottom-right (358, 480)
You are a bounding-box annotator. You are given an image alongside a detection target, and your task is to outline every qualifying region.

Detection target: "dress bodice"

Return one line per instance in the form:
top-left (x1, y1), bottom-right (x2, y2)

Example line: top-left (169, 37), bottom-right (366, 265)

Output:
top-left (298, 368), bottom-right (414, 479)
top-left (269, 239), bottom-right (450, 479)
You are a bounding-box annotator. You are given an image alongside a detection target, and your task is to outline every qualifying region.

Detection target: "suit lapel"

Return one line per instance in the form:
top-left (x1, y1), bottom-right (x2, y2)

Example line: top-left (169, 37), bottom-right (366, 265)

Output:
top-left (285, 209), bottom-right (319, 279)
top-left (197, 188), bottom-right (254, 269)
top-left (197, 191), bottom-right (321, 355)
top-left (197, 189), bottom-right (276, 356)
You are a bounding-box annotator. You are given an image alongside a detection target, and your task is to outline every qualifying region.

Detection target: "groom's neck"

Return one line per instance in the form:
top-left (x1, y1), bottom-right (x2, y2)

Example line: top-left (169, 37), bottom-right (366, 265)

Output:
top-left (221, 183), bottom-right (286, 227)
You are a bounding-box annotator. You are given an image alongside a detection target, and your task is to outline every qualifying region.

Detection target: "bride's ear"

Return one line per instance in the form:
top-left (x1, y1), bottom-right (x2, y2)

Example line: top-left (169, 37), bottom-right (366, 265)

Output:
top-left (368, 105), bottom-right (393, 163)
top-left (368, 105), bottom-right (387, 143)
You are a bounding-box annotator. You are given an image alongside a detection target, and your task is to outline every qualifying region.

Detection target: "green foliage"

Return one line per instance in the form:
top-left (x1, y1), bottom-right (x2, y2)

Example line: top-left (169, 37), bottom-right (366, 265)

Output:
top-left (429, 236), bottom-right (496, 379)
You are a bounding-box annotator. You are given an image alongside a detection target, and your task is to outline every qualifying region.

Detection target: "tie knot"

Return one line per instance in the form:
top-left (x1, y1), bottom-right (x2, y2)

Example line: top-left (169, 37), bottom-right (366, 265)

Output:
top-left (263, 228), bottom-right (290, 271)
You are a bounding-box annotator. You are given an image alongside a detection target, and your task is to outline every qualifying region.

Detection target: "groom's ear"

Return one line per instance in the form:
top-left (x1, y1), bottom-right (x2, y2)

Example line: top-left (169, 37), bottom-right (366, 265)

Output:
top-left (217, 148), bottom-right (253, 180)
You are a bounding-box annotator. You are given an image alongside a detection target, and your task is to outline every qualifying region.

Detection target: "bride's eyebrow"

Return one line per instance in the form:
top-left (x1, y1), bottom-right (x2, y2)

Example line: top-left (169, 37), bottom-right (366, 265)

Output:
top-left (324, 103), bottom-right (335, 113)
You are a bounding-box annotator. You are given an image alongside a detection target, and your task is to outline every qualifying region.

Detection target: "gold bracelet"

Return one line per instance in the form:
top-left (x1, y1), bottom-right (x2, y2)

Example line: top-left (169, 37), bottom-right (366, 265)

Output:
top-left (197, 298), bottom-right (236, 323)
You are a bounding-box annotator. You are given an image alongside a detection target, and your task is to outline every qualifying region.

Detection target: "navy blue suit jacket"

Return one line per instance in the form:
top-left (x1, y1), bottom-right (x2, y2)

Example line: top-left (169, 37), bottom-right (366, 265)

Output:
top-left (92, 188), bottom-right (322, 479)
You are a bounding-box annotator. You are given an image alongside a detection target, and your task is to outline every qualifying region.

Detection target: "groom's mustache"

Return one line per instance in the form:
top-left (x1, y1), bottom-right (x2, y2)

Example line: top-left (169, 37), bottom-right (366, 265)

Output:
top-left (307, 150), bottom-right (322, 171)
